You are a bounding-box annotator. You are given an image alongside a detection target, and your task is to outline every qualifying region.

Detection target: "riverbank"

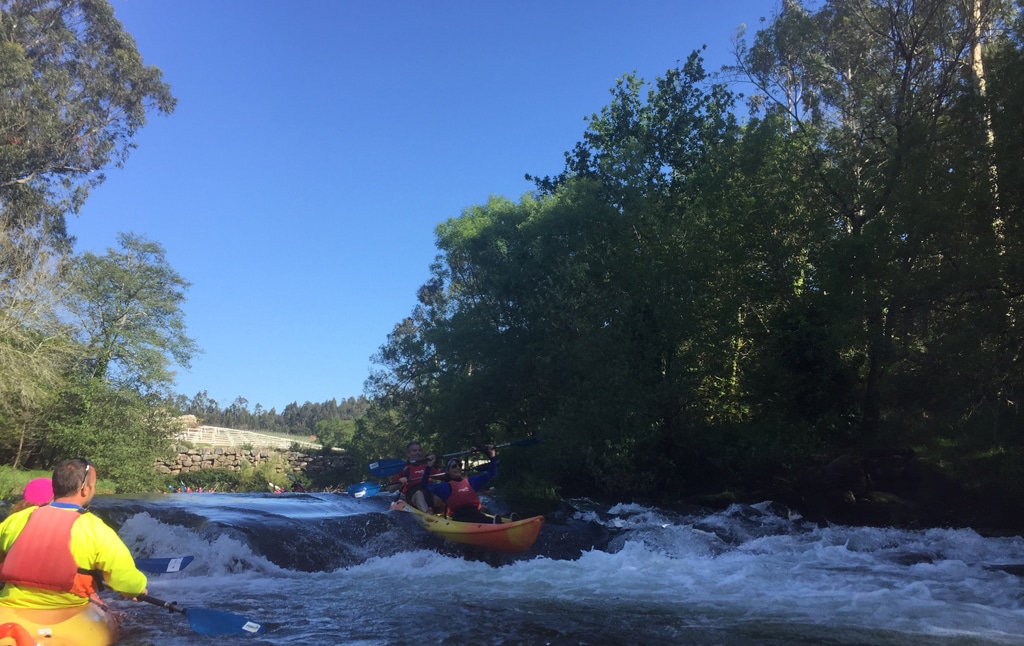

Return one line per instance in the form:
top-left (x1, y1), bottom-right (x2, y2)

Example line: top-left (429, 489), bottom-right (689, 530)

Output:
top-left (686, 449), bottom-right (1024, 537)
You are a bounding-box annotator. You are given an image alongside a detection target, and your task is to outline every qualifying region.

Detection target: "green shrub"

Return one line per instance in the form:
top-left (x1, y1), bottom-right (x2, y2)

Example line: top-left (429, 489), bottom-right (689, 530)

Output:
top-left (174, 468), bottom-right (240, 492)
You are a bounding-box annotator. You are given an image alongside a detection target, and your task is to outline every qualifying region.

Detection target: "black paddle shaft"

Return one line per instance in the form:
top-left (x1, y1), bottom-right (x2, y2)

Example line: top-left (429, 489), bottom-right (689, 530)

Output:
top-left (139, 594), bottom-right (186, 615)
top-left (441, 436), bottom-right (544, 459)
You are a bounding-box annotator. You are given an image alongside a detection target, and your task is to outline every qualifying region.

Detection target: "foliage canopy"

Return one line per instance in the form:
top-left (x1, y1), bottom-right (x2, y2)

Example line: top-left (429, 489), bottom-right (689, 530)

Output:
top-left (360, 0), bottom-right (1024, 501)
top-left (0, 0), bottom-right (175, 256)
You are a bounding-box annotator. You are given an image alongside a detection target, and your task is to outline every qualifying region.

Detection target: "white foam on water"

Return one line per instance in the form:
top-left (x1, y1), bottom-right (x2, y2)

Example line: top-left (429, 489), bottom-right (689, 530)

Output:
top-left (110, 498), bottom-right (1024, 644)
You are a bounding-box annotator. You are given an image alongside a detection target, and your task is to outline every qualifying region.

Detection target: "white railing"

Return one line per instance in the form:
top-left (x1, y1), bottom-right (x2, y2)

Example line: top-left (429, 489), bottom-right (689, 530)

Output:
top-left (175, 426), bottom-right (320, 450)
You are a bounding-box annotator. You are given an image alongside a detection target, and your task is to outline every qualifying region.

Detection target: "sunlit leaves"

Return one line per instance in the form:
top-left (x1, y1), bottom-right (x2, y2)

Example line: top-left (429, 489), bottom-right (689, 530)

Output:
top-left (66, 232), bottom-right (198, 393)
top-left (0, 0), bottom-right (175, 256)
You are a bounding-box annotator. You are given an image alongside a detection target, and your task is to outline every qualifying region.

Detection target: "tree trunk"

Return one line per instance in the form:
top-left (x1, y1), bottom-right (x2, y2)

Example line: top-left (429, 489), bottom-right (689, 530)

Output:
top-left (971, 0), bottom-right (1001, 238)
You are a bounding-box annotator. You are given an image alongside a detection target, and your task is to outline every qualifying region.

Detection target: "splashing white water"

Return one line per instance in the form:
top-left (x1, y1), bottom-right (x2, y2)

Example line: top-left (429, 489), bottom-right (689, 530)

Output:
top-left (108, 497), bottom-right (1024, 645)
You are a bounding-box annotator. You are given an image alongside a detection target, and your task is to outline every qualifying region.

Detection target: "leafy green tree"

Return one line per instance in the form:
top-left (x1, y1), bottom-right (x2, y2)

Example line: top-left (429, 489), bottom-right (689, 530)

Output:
top-left (66, 231), bottom-right (199, 393)
top-left (313, 417), bottom-right (354, 451)
top-left (0, 0), bottom-right (175, 258)
top-left (18, 231), bottom-right (199, 484)
top-left (225, 396), bottom-right (251, 428)
top-left (366, 53), bottom-right (756, 495)
top-left (363, 1), bottom-right (1024, 503)
top-left (187, 390), bottom-right (220, 420)
top-left (44, 375), bottom-right (175, 492)
top-left (0, 223), bottom-right (74, 467)
top-left (732, 0), bottom-right (1022, 446)
top-left (0, 1), bottom-right (175, 477)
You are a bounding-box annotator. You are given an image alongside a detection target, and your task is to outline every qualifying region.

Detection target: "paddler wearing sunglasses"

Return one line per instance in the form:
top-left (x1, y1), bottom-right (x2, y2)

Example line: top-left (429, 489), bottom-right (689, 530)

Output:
top-left (421, 445), bottom-right (503, 523)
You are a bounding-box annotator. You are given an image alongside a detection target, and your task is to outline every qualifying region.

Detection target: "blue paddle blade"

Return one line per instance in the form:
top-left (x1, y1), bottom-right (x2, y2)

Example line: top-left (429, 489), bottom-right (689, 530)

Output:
top-left (136, 555), bottom-right (194, 574)
top-left (367, 458), bottom-right (406, 478)
top-left (346, 482), bottom-right (381, 498)
top-left (186, 608), bottom-right (264, 635)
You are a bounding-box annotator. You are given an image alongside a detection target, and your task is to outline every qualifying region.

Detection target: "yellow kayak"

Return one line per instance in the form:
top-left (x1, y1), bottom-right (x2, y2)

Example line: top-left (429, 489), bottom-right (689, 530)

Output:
top-left (0, 601), bottom-right (119, 646)
top-left (391, 500), bottom-right (544, 553)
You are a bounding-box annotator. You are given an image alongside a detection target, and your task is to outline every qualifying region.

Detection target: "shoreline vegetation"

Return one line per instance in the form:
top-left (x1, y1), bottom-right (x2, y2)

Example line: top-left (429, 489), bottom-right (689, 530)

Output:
top-left (6, 441), bottom-right (1022, 539)
top-left (684, 449), bottom-right (1024, 538)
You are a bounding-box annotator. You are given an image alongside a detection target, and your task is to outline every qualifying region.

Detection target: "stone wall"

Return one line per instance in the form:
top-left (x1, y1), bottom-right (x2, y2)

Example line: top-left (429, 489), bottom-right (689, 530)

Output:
top-left (154, 446), bottom-right (354, 478)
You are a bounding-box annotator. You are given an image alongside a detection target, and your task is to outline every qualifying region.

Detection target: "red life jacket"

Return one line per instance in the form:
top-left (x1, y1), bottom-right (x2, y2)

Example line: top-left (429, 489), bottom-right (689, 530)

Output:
top-left (394, 462), bottom-right (436, 494)
top-left (0, 505), bottom-right (98, 597)
top-left (445, 478), bottom-right (481, 514)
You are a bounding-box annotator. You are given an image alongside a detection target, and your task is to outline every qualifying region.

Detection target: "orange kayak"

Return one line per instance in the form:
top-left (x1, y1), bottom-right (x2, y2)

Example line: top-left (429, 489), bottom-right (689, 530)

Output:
top-left (0, 601), bottom-right (119, 646)
top-left (391, 500), bottom-right (543, 553)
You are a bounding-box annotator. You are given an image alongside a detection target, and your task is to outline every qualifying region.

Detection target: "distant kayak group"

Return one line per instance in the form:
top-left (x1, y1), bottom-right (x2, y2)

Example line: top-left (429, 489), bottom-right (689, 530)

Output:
top-left (168, 437), bottom-right (547, 555)
top-left (359, 437), bottom-right (546, 553)
top-left (166, 484), bottom-right (216, 494)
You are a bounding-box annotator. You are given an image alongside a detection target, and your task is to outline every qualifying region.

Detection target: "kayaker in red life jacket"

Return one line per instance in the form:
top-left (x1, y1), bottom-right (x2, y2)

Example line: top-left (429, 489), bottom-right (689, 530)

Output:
top-left (388, 441), bottom-right (444, 514)
top-left (0, 458), bottom-right (148, 609)
top-left (421, 445), bottom-right (502, 523)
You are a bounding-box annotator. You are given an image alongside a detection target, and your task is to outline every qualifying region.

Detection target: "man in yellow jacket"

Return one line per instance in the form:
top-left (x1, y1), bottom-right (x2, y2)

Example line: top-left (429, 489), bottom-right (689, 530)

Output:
top-left (0, 458), bottom-right (148, 609)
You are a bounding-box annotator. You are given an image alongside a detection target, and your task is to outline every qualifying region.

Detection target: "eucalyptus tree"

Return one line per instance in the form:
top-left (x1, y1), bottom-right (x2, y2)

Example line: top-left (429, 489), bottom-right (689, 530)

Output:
top-left (0, 0), bottom-right (175, 259)
top-left (732, 0), bottom-right (1023, 445)
top-left (225, 396), bottom-right (251, 429)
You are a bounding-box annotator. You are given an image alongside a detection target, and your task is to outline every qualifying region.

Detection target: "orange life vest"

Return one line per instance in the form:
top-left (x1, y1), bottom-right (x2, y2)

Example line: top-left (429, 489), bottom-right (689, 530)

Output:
top-left (0, 505), bottom-right (98, 597)
top-left (445, 478), bottom-right (481, 514)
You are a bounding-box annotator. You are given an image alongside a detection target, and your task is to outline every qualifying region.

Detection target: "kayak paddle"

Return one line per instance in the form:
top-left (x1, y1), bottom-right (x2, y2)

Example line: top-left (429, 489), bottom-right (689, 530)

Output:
top-left (139, 594), bottom-right (264, 636)
top-left (369, 437), bottom-right (544, 477)
top-left (346, 481), bottom-right (382, 498)
top-left (441, 436), bottom-right (545, 458)
top-left (136, 555), bottom-right (194, 574)
top-left (367, 458), bottom-right (407, 478)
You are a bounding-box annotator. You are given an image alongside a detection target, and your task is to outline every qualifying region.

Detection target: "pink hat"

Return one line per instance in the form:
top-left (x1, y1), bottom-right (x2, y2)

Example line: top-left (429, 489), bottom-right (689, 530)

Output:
top-left (22, 478), bottom-right (53, 506)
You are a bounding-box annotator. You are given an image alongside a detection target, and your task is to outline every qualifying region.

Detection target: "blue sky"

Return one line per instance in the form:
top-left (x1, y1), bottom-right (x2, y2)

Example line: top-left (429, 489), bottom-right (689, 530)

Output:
top-left (71, 0), bottom-right (776, 413)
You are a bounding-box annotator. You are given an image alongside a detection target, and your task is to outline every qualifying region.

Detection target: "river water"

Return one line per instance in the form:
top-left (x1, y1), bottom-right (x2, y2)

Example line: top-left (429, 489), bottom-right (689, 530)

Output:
top-left (84, 491), bottom-right (1023, 645)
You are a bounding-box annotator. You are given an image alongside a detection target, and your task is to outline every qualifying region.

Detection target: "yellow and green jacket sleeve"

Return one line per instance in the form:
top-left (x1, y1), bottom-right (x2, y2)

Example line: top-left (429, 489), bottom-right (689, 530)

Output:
top-left (0, 506), bottom-right (146, 609)
top-left (71, 512), bottom-right (148, 596)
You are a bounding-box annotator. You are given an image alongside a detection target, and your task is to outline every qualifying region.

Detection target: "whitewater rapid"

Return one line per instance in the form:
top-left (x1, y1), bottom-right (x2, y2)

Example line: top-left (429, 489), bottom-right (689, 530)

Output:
top-left (91, 494), bottom-right (1023, 645)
